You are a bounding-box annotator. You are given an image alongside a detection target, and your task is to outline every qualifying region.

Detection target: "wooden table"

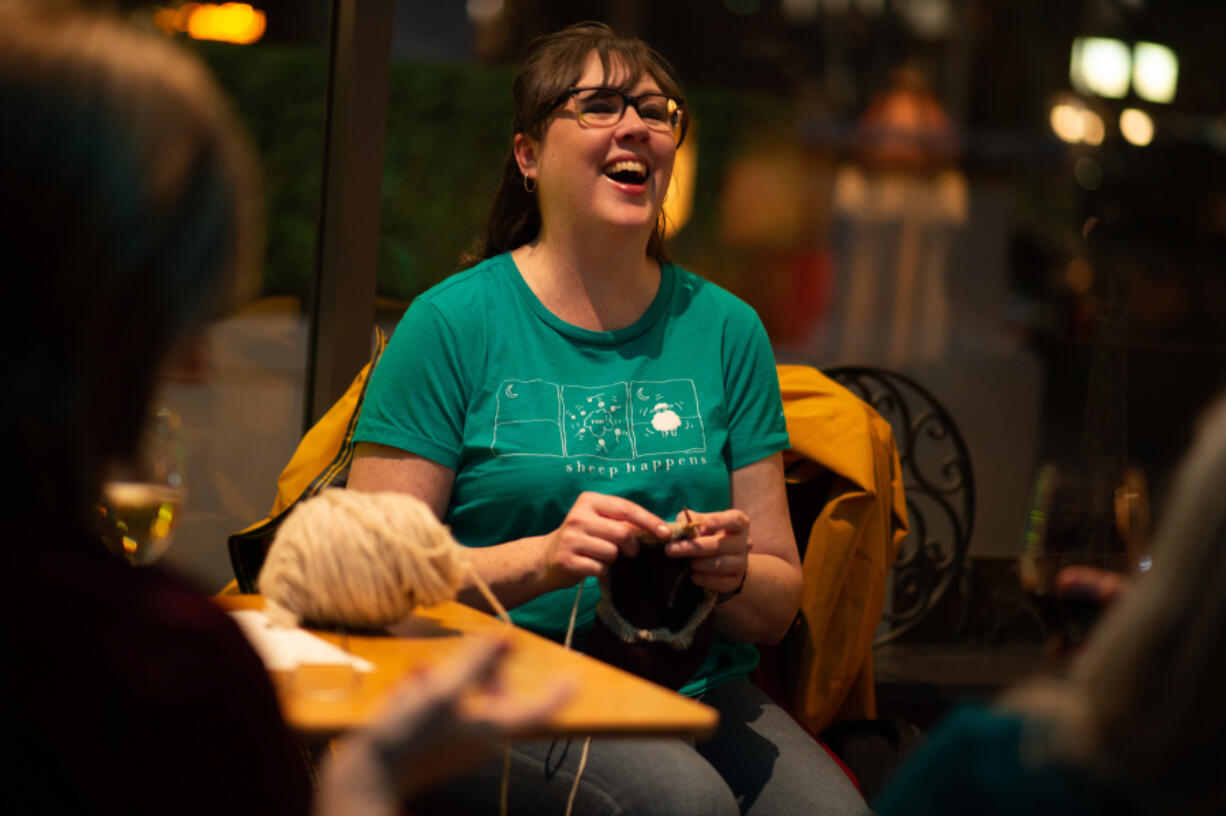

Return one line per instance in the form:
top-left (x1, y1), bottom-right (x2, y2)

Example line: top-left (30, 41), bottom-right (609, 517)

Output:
top-left (216, 594), bottom-right (718, 740)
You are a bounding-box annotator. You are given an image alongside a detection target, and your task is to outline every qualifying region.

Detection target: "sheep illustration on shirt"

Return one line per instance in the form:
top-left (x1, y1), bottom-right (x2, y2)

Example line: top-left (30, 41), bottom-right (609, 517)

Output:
top-left (649, 402), bottom-right (682, 436)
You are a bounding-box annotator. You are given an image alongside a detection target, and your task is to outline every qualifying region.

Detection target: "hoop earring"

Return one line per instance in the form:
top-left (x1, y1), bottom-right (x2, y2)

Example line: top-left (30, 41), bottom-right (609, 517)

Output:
top-left (523, 175), bottom-right (536, 193)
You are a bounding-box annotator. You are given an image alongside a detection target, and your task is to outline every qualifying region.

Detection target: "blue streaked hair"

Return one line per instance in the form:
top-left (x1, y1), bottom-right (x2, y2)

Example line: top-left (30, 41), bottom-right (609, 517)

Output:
top-left (0, 2), bottom-right (259, 532)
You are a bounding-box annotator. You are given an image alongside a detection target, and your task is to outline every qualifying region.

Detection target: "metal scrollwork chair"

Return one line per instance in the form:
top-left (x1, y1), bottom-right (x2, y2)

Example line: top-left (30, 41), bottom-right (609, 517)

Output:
top-left (756, 363), bottom-right (974, 797)
top-left (822, 366), bottom-right (975, 646)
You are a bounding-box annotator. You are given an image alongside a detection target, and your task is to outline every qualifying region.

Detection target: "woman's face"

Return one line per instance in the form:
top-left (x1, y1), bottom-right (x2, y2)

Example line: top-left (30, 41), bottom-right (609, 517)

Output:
top-left (524, 51), bottom-right (677, 246)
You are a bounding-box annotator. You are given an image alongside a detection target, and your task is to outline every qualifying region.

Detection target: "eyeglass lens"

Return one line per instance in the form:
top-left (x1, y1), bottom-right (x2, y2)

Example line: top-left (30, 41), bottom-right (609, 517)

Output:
top-left (571, 89), bottom-right (683, 137)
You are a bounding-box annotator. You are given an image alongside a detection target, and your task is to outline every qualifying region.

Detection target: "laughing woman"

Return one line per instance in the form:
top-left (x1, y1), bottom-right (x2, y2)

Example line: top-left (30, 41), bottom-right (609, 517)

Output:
top-left (350, 22), bottom-right (864, 816)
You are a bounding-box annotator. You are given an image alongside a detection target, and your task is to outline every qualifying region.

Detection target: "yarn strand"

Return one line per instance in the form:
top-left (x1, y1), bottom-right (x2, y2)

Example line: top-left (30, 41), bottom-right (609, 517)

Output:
top-left (566, 737), bottom-right (592, 816)
top-left (466, 563), bottom-right (513, 624)
top-left (561, 581), bottom-right (589, 816)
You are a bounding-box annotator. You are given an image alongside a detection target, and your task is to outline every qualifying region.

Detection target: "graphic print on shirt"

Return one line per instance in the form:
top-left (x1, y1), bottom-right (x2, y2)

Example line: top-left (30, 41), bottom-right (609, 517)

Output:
top-left (491, 378), bottom-right (565, 457)
top-left (630, 379), bottom-right (707, 455)
top-left (562, 383), bottom-right (633, 459)
top-left (492, 378), bottom-right (707, 460)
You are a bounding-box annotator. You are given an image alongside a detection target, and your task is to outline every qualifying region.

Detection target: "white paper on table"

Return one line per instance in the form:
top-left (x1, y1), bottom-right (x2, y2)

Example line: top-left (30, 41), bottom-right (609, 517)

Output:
top-left (229, 609), bottom-right (375, 673)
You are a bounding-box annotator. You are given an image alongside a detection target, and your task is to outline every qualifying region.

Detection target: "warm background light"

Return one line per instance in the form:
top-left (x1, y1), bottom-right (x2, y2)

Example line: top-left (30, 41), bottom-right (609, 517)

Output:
top-left (1132, 42), bottom-right (1178, 104)
top-left (1051, 103), bottom-right (1083, 143)
top-left (153, 3), bottom-right (266, 45)
top-left (1071, 37), bottom-right (1131, 99)
top-left (1120, 108), bottom-right (1155, 146)
top-left (662, 133), bottom-right (697, 238)
top-left (1065, 258), bottom-right (1093, 293)
top-left (1080, 109), bottom-right (1105, 145)
top-left (1050, 99), bottom-right (1103, 146)
top-left (465, 0), bottom-right (504, 23)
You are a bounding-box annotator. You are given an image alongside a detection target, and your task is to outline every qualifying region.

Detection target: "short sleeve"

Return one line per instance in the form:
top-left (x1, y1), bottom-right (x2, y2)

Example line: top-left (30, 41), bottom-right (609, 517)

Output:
top-left (355, 298), bottom-right (476, 469)
top-left (723, 305), bottom-right (789, 470)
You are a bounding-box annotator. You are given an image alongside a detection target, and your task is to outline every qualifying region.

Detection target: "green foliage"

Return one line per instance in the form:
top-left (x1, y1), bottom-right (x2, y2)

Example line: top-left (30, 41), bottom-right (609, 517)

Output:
top-left (194, 41), bottom-right (328, 298)
top-left (378, 60), bottom-right (514, 301)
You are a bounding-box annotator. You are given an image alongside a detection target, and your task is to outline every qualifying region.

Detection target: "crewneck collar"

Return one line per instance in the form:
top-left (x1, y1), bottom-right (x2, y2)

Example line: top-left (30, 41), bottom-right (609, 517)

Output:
top-left (502, 253), bottom-right (675, 346)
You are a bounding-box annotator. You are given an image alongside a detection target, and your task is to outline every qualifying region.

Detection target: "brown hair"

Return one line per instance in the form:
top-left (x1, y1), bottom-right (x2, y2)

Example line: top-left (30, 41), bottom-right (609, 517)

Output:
top-left (0, 1), bottom-right (259, 533)
top-left (462, 22), bottom-right (686, 267)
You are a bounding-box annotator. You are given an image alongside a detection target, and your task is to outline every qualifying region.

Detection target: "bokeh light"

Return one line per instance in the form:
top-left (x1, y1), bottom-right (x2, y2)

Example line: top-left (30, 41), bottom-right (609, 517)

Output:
top-left (153, 4), bottom-right (266, 45)
top-left (1050, 103), bottom-right (1083, 143)
top-left (1120, 108), bottom-right (1155, 146)
top-left (1133, 42), bottom-right (1178, 104)
top-left (1071, 37), bottom-right (1131, 99)
top-left (1050, 99), bottom-right (1103, 145)
top-left (1066, 258), bottom-right (1093, 293)
top-left (1080, 109), bottom-right (1105, 145)
top-left (466, 0), bottom-right (504, 23)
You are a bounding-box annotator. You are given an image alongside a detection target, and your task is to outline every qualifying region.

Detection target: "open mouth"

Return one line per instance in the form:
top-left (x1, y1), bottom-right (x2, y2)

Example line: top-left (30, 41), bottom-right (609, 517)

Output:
top-left (603, 159), bottom-right (649, 185)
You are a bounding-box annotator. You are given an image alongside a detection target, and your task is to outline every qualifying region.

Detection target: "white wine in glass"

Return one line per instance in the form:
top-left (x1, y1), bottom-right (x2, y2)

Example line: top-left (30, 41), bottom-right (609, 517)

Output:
top-left (99, 408), bottom-right (186, 566)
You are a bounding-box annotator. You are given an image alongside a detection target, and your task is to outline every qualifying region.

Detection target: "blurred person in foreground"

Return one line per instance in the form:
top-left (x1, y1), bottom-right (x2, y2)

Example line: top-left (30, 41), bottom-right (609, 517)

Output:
top-left (1, 3), bottom-right (565, 813)
top-left (873, 394), bottom-right (1226, 815)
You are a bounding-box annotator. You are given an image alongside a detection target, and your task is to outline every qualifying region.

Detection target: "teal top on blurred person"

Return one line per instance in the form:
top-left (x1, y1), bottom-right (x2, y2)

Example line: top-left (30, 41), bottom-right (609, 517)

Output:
top-left (875, 388), bottom-right (1226, 816)
top-left (872, 706), bottom-right (1130, 816)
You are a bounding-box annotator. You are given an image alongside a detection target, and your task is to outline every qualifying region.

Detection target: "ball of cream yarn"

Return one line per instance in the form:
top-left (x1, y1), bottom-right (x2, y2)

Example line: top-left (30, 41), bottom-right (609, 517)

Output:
top-left (259, 488), bottom-right (467, 628)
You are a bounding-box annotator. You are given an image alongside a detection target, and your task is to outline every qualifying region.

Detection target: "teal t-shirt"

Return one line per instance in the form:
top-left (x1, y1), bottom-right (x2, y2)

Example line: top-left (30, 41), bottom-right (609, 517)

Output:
top-left (356, 253), bottom-right (790, 696)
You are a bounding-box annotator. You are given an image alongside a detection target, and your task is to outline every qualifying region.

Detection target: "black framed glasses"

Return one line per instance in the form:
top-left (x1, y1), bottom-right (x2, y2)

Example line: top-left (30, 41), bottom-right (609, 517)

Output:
top-left (554, 87), bottom-right (688, 146)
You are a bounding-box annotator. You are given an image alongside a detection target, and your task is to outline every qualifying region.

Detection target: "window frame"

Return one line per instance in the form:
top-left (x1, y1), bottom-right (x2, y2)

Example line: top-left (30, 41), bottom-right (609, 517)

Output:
top-left (305, 0), bottom-right (394, 427)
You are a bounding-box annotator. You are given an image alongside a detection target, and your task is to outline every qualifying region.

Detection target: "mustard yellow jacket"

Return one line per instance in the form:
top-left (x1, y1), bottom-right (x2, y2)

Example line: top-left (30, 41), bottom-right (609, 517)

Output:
top-left (777, 364), bottom-right (908, 734)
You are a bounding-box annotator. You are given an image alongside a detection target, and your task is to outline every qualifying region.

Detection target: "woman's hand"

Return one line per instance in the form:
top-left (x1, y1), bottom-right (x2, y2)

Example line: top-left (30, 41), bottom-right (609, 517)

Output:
top-left (540, 492), bottom-right (672, 590)
top-left (664, 509), bottom-right (752, 596)
top-left (317, 635), bottom-right (573, 815)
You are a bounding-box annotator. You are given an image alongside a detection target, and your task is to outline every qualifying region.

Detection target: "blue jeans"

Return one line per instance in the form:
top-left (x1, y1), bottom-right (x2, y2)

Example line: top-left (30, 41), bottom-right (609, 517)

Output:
top-left (409, 679), bottom-right (866, 815)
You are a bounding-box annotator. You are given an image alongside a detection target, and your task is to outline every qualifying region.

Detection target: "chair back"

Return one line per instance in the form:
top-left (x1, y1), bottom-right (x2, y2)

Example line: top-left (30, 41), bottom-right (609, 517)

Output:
top-left (822, 366), bottom-right (975, 646)
top-left (227, 328), bottom-right (388, 592)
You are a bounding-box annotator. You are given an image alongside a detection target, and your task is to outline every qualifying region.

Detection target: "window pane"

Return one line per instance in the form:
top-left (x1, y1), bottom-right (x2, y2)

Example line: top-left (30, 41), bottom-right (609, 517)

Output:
top-left (129, 2), bottom-right (331, 590)
top-left (375, 3), bottom-right (508, 333)
top-left (374, 2), bottom-right (1226, 615)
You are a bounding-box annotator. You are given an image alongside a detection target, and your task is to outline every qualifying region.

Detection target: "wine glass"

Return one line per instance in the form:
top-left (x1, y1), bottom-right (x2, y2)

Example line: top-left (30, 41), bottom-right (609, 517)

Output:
top-left (99, 407), bottom-right (187, 566)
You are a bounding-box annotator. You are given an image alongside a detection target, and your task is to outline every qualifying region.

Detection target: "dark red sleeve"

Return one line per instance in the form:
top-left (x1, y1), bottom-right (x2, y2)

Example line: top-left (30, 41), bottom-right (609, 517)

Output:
top-left (10, 540), bottom-right (313, 815)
